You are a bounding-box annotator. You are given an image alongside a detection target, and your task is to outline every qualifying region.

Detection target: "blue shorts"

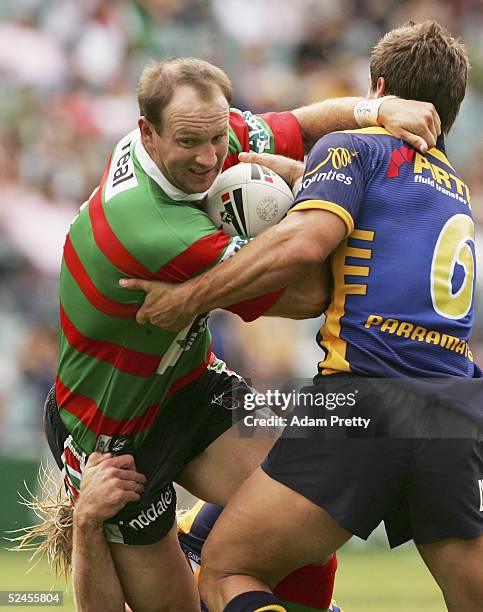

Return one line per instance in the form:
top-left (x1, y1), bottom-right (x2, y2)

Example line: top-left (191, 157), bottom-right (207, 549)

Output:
top-left (262, 376), bottom-right (483, 547)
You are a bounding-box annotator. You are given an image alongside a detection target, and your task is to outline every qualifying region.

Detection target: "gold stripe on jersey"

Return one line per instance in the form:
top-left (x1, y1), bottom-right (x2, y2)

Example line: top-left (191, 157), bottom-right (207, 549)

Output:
top-left (289, 200), bottom-right (355, 237)
top-left (319, 229), bottom-right (375, 375)
top-left (340, 127), bottom-right (455, 171)
top-left (177, 500), bottom-right (205, 535)
top-left (253, 607), bottom-right (287, 612)
top-left (426, 147), bottom-right (455, 171)
top-left (341, 127), bottom-right (389, 136)
top-left (352, 228), bottom-right (375, 241)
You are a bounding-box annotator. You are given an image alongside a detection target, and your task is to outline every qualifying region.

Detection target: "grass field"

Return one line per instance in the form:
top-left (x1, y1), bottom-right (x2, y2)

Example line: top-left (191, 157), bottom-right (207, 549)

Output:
top-left (0, 543), bottom-right (445, 611)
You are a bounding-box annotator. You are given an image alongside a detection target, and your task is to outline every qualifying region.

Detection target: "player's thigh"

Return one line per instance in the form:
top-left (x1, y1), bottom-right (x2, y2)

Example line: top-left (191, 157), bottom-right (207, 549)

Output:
top-left (200, 467), bottom-right (351, 593)
top-left (177, 427), bottom-right (275, 504)
top-left (109, 523), bottom-right (199, 612)
top-left (417, 536), bottom-right (483, 610)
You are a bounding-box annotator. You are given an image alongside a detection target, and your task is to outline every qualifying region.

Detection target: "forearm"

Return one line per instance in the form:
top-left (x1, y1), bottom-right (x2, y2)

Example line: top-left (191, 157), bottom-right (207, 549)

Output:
top-left (188, 218), bottom-right (315, 316)
top-left (292, 97), bottom-right (362, 151)
top-left (72, 516), bottom-right (125, 612)
top-left (182, 210), bottom-right (344, 318)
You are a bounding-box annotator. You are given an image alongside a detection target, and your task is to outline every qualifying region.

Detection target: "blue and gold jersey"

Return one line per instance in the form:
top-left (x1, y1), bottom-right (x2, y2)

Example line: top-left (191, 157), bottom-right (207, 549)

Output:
top-left (292, 127), bottom-right (478, 378)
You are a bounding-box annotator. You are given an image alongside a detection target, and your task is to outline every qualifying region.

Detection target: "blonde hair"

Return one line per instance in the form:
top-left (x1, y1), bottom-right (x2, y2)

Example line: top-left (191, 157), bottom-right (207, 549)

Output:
top-left (8, 464), bottom-right (73, 584)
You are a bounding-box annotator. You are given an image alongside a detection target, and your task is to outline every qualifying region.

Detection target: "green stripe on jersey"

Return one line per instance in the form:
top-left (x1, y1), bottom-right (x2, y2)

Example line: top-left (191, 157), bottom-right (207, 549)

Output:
top-left (99, 146), bottom-right (221, 273)
top-left (68, 206), bottom-right (144, 307)
top-left (228, 124), bottom-right (243, 155)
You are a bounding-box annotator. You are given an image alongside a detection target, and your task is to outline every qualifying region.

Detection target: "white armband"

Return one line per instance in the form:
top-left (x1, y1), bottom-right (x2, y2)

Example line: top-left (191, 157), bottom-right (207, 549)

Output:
top-left (354, 95), bottom-right (397, 128)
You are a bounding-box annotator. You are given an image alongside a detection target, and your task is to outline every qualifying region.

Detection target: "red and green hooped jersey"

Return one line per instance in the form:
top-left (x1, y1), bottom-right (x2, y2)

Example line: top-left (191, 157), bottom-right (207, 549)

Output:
top-left (56, 109), bottom-right (303, 455)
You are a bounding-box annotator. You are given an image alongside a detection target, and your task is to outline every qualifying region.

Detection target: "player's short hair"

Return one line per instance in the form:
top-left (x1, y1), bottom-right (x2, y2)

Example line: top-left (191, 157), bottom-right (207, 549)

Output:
top-left (138, 57), bottom-right (233, 132)
top-left (370, 21), bottom-right (469, 133)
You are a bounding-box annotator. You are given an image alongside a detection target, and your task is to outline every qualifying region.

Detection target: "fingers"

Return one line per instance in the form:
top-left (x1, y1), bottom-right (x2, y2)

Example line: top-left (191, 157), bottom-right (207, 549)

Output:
top-left (238, 151), bottom-right (269, 164)
top-left (86, 452), bottom-right (112, 467)
top-left (119, 278), bottom-right (152, 292)
top-left (106, 456), bottom-right (147, 482)
top-left (398, 130), bottom-right (428, 154)
top-left (116, 468), bottom-right (147, 485)
top-left (426, 104), bottom-right (441, 137)
top-left (121, 490), bottom-right (142, 504)
top-left (119, 479), bottom-right (145, 495)
top-left (108, 454), bottom-right (137, 470)
top-left (136, 307), bottom-right (149, 325)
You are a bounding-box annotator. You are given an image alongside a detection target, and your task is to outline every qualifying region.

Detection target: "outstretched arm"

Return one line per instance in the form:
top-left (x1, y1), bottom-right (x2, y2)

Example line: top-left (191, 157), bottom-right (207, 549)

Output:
top-left (293, 96), bottom-right (441, 153)
top-left (120, 209), bottom-right (345, 330)
top-left (72, 454), bottom-right (146, 612)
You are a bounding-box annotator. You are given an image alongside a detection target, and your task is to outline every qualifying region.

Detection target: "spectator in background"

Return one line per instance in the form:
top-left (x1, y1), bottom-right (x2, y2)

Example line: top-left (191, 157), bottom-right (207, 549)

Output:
top-left (0, 0), bottom-right (481, 460)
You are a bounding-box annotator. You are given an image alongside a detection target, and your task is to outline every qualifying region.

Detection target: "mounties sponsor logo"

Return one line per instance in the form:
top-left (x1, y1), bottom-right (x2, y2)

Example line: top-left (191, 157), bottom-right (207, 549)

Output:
top-left (302, 170), bottom-right (353, 189)
top-left (128, 488), bottom-right (174, 531)
top-left (322, 147), bottom-right (357, 169)
top-left (302, 147), bottom-right (357, 189)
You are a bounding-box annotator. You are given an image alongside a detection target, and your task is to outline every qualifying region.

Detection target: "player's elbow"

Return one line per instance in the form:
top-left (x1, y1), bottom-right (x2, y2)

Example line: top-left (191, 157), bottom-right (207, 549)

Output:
top-left (290, 237), bottom-right (327, 270)
top-left (292, 287), bottom-right (329, 319)
top-left (276, 217), bottom-right (327, 269)
top-left (304, 294), bottom-right (329, 318)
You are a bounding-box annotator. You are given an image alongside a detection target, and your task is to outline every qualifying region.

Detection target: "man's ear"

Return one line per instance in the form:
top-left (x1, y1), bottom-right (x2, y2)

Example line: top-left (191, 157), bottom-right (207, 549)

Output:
top-left (375, 76), bottom-right (386, 98)
top-left (139, 116), bottom-right (155, 149)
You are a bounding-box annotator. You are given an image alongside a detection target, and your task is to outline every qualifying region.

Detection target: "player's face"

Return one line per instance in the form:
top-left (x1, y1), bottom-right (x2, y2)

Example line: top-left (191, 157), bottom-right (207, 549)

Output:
top-left (142, 85), bottom-right (230, 194)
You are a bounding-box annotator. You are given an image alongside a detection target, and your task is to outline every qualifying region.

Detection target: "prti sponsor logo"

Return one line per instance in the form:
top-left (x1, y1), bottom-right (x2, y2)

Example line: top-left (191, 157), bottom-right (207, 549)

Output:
top-left (386, 146), bottom-right (471, 206)
top-left (302, 147), bottom-right (357, 189)
top-left (128, 488), bottom-right (174, 531)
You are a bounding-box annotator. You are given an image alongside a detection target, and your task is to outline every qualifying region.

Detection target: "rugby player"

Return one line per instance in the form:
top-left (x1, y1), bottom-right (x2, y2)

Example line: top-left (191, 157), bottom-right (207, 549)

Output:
top-left (121, 23), bottom-right (482, 611)
top-left (70, 452), bottom-right (342, 611)
top-left (45, 56), bottom-right (441, 611)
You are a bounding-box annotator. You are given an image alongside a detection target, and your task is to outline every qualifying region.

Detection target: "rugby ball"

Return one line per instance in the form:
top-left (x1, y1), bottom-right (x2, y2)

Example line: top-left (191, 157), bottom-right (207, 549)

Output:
top-left (204, 163), bottom-right (294, 237)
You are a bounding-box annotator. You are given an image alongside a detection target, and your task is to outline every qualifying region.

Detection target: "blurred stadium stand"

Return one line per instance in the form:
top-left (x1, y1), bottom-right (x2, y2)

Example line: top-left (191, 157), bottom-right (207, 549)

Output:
top-left (0, 0), bottom-right (481, 477)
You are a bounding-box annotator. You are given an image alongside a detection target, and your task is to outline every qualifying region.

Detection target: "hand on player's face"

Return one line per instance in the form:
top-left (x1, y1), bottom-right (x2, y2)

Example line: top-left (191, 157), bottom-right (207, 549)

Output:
top-left (378, 98), bottom-right (441, 153)
top-left (74, 453), bottom-right (147, 524)
top-left (119, 278), bottom-right (194, 331)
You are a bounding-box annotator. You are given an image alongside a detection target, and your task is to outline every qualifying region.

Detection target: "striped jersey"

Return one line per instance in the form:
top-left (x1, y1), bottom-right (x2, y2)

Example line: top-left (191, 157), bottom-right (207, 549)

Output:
top-left (57, 109), bottom-right (303, 455)
top-left (291, 128), bottom-right (478, 378)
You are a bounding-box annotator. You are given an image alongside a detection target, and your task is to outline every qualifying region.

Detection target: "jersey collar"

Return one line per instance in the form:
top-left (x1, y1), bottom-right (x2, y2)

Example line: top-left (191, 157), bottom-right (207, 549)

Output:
top-left (133, 130), bottom-right (210, 202)
top-left (436, 135), bottom-right (445, 152)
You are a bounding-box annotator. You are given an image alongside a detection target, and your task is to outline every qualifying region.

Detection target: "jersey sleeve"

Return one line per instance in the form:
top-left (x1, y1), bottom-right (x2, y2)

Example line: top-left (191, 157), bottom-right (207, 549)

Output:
top-left (153, 209), bottom-right (284, 320)
top-left (290, 132), bottom-right (370, 237)
top-left (213, 234), bottom-right (285, 321)
top-left (224, 108), bottom-right (304, 170)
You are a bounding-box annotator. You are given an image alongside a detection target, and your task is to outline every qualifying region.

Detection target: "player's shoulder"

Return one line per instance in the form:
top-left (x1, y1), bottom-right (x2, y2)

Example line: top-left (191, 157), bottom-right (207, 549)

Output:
top-left (317, 127), bottom-right (395, 148)
top-left (102, 129), bottom-right (147, 205)
top-left (308, 127), bottom-right (394, 169)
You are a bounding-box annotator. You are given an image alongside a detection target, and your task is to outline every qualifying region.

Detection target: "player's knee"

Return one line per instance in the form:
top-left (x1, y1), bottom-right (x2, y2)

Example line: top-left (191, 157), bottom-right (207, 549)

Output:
top-left (199, 536), bottom-right (226, 602)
